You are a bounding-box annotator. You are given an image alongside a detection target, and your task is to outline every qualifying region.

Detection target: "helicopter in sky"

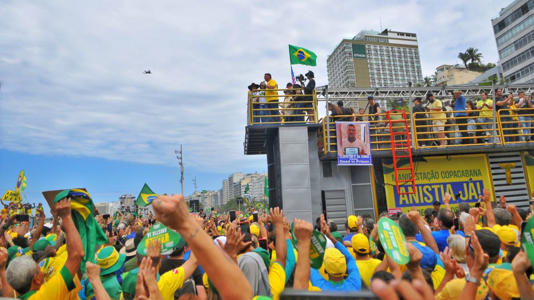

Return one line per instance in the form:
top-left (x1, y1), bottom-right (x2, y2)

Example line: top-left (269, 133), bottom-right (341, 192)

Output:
top-left (143, 70), bottom-right (151, 74)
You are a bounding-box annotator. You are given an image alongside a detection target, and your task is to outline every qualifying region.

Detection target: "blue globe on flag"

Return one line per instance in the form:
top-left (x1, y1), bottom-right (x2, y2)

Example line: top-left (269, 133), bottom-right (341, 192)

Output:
top-left (297, 50), bottom-right (306, 60)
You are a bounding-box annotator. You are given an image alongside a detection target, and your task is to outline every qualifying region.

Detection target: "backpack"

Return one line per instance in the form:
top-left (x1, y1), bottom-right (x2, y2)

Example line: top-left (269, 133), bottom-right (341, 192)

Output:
top-left (174, 277), bottom-right (197, 299)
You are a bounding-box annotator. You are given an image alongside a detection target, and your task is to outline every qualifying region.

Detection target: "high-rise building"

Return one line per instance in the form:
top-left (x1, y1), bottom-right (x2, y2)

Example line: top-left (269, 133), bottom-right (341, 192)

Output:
top-left (240, 173), bottom-right (267, 202)
top-left (118, 194), bottom-right (136, 213)
top-left (327, 29), bottom-right (423, 88)
top-left (222, 179), bottom-right (230, 205)
top-left (492, 0), bottom-right (534, 83)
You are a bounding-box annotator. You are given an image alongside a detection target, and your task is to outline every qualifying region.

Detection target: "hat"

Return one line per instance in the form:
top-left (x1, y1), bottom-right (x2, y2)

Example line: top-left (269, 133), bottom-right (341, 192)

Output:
top-left (323, 248), bottom-right (346, 276)
top-left (367, 96), bottom-right (374, 100)
top-left (7, 246), bottom-right (23, 263)
top-left (250, 224), bottom-right (260, 237)
top-left (331, 231), bottom-right (343, 241)
top-left (96, 246), bottom-right (126, 275)
top-left (32, 238), bottom-right (52, 252)
top-left (437, 278), bottom-right (488, 300)
top-left (45, 233), bottom-right (57, 245)
top-left (305, 70), bottom-right (314, 78)
top-left (496, 226), bottom-right (519, 247)
top-left (120, 239), bottom-right (137, 257)
top-left (351, 233), bottom-right (370, 254)
top-left (347, 215), bottom-right (359, 230)
top-left (53, 189), bottom-right (71, 203)
top-left (485, 265), bottom-right (519, 300)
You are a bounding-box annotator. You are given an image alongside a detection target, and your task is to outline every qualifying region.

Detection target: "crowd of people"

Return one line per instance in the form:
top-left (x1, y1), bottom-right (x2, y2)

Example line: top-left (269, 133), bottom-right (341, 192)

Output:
top-left (1, 187), bottom-right (534, 299)
top-left (326, 88), bottom-right (534, 147)
top-left (248, 72), bottom-right (316, 123)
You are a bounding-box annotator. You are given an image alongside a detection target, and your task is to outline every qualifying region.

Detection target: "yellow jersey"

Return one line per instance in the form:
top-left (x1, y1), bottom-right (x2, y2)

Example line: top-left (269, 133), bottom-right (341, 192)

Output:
top-left (21, 266), bottom-right (79, 300)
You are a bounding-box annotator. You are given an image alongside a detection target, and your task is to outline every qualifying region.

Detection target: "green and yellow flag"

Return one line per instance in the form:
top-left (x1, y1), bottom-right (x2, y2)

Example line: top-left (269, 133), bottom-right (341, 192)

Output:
top-left (136, 183), bottom-right (158, 207)
top-left (53, 188), bottom-right (108, 272)
top-left (15, 170), bottom-right (27, 193)
top-left (289, 44), bottom-right (317, 66)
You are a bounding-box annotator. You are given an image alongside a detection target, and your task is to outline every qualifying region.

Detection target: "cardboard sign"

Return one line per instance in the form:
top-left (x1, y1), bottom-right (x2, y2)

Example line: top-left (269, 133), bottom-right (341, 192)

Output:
top-left (378, 218), bottom-right (410, 265)
top-left (521, 217), bottom-right (534, 265)
top-left (290, 223), bottom-right (327, 269)
top-left (137, 222), bottom-right (183, 256)
top-left (42, 188), bottom-right (87, 214)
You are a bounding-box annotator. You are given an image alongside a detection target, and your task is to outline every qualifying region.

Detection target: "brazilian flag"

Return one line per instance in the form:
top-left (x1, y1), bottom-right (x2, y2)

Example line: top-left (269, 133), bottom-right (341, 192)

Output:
top-left (289, 44), bottom-right (317, 66)
top-left (136, 183), bottom-right (158, 207)
top-left (54, 188), bottom-right (108, 272)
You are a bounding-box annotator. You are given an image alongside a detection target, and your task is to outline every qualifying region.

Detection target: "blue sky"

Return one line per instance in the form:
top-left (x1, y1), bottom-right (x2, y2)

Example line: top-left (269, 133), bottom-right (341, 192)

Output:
top-left (0, 0), bottom-right (507, 208)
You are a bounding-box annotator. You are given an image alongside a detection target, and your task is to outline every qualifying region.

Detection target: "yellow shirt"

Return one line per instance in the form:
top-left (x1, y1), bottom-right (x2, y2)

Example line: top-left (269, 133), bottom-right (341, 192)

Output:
top-left (476, 99), bottom-right (494, 118)
top-left (269, 261), bottom-right (286, 300)
top-left (22, 266), bottom-right (78, 300)
top-left (428, 99), bottom-right (446, 121)
top-left (40, 245), bottom-right (68, 281)
top-left (265, 79), bottom-right (279, 102)
top-left (355, 258), bottom-right (382, 287)
top-left (158, 266), bottom-right (185, 300)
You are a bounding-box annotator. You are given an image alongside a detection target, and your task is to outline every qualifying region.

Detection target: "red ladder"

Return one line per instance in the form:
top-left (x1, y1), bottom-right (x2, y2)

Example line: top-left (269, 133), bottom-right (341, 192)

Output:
top-left (386, 110), bottom-right (416, 195)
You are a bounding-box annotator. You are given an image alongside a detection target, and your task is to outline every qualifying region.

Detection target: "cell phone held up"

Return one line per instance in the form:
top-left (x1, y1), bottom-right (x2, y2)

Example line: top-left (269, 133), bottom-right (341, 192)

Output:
top-left (229, 210), bottom-right (237, 222)
top-left (240, 221), bottom-right (251, 242)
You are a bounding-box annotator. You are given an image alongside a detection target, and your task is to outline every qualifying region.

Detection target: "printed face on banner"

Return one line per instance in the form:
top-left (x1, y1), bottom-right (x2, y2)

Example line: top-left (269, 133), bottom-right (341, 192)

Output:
top-left (336, 121), bottom-right (372, 166)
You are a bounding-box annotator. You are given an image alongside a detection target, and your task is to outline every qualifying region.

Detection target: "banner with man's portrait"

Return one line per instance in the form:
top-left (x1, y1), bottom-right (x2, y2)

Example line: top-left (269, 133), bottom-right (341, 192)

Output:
top-left (336, 121), bottom-right (372, 166)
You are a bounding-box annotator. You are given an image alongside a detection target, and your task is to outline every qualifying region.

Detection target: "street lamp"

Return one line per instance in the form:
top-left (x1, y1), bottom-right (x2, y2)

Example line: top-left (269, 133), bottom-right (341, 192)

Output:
top-left (174, 145), bottom-right (184, 195)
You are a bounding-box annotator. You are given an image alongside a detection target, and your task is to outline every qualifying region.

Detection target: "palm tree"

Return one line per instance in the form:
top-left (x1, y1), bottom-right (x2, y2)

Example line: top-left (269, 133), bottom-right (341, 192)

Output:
top-left (458, 52), bottom-right (470, 68)
top-left (466, 47), bottom-right (482, 64)
top-left (423, 76), bottom-right (432, 87)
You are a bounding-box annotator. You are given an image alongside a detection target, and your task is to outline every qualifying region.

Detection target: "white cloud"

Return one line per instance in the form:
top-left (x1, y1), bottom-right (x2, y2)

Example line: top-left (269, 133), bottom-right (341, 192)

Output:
top-left (0, 0), bottom-right (507, 171)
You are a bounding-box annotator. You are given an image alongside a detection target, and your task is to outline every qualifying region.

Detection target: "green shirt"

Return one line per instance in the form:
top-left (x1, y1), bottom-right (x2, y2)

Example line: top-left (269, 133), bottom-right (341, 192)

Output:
top-left (123, 256), bottom-right (138, 272)
top-left (86, 274), bottom-right (122, 300)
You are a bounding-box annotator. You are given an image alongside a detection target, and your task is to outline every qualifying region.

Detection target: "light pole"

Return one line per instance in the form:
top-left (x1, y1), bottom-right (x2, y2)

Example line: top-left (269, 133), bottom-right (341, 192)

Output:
top-left (174, 145), bottom-right (184, 195)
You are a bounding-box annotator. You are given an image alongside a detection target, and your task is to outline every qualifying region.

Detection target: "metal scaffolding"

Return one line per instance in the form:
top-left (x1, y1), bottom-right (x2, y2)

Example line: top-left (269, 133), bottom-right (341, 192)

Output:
top-left (316, 84), bottom-right (534, 102)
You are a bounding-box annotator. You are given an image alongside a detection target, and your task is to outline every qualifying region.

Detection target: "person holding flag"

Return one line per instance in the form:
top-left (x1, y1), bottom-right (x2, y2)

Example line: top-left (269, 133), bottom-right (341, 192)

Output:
top-left (297, 70), bottom-right (315, 122)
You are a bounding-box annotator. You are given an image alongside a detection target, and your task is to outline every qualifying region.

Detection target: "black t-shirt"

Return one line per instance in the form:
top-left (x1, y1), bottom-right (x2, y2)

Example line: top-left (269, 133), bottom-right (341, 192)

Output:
top-left (159, 258), bottom-right (203, 286)
top-left (368, 103), bottom-right (380, 121)
top-left (495, 96), bottom-right (509, 115)
top-left (413, 104), bottom-right (426, 117)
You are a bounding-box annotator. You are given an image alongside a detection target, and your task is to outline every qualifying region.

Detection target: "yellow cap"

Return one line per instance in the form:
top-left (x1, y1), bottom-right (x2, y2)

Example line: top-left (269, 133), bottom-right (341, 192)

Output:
top-left (250, 224), bottom-right (260, 237)
top-left (351, 233), bottom-right (370, 254)
top-left (323, 248), bottom-right (346, 276)
top-left (486, 268), bottom-right (519, 300)
top-left (347, 215), bottom-right (359, 230)
top-left (496, 226), bottom-right (519, 247)
top-left (437, 278), bottom-right (488, 300)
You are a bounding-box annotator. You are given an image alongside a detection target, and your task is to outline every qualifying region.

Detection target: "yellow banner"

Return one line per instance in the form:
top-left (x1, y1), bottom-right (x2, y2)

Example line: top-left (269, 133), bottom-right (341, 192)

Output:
top-left (522, 151), bottom-right (534, 198)
top-left (1, 190), bottom-right (22, 203)
top-left (383, 154), bottom-right (494, 213)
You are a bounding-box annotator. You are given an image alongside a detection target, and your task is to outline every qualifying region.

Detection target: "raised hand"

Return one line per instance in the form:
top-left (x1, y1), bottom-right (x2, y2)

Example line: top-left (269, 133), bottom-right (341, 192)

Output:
top-left (270, 207), bottom-right (284, 225)
top-left (293, 218), bottom-right (313, 242)
top-left (55, 197), bottom-right (72, 219)
top-left (85, 261), bottom-right (101, 282)
top-left (499, 195), bottom-right (507, 208)
top-left (466, 233), bottom-right (489, 279)
top-left (511, 250), bottom-right (531, 275)
top-left (152, 195), bottom-right (189, 231)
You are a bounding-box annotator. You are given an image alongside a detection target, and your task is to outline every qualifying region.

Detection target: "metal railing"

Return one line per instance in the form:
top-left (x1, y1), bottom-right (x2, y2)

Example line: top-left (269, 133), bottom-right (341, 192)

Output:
top-left (317, 108), bottom-right (534, 155)
top-left (247, 89), bottom-right (318, 125)
top-left (497, 108), bottom-right (534, 144)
